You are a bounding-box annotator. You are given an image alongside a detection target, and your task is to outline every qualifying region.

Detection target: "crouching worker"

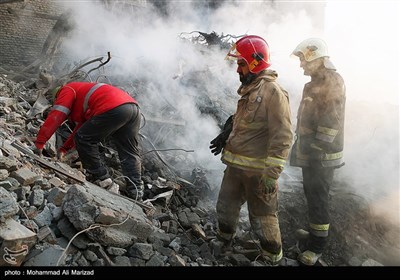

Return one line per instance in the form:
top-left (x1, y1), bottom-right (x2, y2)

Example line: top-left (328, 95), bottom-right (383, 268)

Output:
top-left (34, 82), bottom-right (144, 200)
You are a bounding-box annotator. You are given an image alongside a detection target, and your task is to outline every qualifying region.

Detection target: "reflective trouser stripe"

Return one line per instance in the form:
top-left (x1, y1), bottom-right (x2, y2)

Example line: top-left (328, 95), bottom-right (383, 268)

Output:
top-left (263, 247), bottom-right (283, 262)
top-left (310, 223), bottom-right (329, 237)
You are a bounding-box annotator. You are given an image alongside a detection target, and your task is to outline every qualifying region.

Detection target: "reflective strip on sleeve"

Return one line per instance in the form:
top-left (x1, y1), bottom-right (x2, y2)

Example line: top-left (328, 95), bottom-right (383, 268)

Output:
top-left (316, 126), bottom-right (339, 143)
top-left (321, 151), bottom-right (344, 167)
top-left (83, 83), bottom-right (106, 112)
top-left (52, 105), bottom-right (70, 115)
top-left (294, 152), bottom-right (344, 168)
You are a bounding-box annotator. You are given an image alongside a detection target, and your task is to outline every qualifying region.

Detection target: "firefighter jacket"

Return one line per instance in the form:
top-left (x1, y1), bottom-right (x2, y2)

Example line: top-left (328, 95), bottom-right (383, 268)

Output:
top-left (221, 69), bottom-right (293, 179)
top-left (35, 82), bottom-right (138, 152)
top-left (290, 67), bottom-right (346, 168)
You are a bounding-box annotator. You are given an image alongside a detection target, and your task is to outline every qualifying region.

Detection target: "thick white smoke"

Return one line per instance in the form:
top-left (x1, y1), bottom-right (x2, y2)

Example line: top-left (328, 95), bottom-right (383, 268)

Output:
top-left (57, 1), bottom-right (398, 229)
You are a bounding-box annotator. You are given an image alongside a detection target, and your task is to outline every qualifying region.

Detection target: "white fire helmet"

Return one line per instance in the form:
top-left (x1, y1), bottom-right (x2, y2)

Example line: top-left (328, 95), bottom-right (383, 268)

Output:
top-left (292, 38), bottom-right (329, 62)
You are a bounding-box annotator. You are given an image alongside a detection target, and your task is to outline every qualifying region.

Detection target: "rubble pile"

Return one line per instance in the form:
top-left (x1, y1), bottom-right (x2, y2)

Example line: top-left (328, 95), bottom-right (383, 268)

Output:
top-left (1, 74), bottom-right (399, 267)
top-left (0, 75), bottom-right (286, 267)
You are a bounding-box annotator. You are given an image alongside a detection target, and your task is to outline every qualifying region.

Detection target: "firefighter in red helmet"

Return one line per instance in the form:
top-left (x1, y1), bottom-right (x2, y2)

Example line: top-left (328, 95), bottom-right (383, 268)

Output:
top-left (210, 35), bottom-right (293, 265)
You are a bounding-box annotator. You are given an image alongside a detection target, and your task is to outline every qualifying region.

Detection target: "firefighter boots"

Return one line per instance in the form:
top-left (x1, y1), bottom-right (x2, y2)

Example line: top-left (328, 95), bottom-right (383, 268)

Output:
top-left (298, 250), bottom-right (322, 266)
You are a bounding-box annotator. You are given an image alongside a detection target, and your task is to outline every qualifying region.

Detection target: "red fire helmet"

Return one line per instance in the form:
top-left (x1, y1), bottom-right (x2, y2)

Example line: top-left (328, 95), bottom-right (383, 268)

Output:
top-left (226, 35), bottom-right (271, 73)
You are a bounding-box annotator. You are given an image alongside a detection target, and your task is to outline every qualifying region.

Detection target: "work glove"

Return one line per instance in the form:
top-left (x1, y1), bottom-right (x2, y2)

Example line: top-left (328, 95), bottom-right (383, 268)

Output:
top-left (209, 115), bottom-right (234, 156)
top-left (32, 147), bottom-right (43, 157)
top-left (210, 133), bottom-right (227, 156)
top-left (260, 175), bottom-right (277, 194)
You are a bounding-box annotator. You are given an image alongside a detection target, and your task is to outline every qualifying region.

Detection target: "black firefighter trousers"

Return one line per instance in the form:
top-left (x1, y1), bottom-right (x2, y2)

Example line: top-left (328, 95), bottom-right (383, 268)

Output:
top-left (74, 103), bottom-right (142, 188)
top-left (302, 166), bottom-right (335, 253)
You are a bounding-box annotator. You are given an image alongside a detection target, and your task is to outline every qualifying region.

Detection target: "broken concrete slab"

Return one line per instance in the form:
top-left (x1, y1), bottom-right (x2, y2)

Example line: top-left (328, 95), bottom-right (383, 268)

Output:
top-left (0, 218), bottom-right (37, 266)
top-left (62, 182), bottom-right (154, 248)
top-left (0, 186), bottom-right (19, 219)
top-left (23, 245), bottom-right (64, 266)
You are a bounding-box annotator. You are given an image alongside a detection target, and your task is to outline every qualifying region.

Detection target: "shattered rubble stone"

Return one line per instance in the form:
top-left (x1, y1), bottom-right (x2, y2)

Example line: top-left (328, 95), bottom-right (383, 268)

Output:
top-left (0, 72), bottom-right (398, 268)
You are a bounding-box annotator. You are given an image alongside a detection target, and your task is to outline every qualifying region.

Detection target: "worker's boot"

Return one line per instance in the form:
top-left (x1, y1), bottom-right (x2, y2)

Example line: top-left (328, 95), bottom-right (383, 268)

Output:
top-left (210, 237), bottom-right (233, 257)
top-left (298, 250), bottom-right (322, 266)
top-left (297, 234), bottom-right (326, 266)
top-left (86, 168), bottom-right (110, 184)
top-left (261, 248), bottom-right (283, 266)
top-left (126, 181), bottom-right (144, 201)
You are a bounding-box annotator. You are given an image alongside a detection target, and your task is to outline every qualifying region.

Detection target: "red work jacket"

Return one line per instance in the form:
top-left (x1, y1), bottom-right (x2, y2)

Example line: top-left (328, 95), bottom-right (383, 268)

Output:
top-left (35, 82), bottom-right (138, 152)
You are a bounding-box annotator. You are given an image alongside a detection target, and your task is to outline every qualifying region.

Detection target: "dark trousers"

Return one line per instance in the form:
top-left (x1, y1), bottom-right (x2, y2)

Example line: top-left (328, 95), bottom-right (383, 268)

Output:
top-left (302, 166), bottom-right (334, 253)
top-left (74, 103), bottom-right (142, 187)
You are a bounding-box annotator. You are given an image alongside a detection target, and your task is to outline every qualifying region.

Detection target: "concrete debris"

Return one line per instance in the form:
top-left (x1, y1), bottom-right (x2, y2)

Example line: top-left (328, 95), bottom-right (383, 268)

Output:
top-left (0, 68), bottom-right (399, 268)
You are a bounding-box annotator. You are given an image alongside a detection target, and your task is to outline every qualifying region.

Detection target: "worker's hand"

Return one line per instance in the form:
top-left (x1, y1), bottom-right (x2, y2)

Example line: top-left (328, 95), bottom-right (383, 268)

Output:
top-left (260, 175), bottom-right (277, 194)
top-left (57, 151), bottom-right (65, 161)
top-left (209, 133), bottom-right (225, 156)
top-left (209, 115), bottom-right (234, 156)
top-left (32, 147), bottom-right (43, 157)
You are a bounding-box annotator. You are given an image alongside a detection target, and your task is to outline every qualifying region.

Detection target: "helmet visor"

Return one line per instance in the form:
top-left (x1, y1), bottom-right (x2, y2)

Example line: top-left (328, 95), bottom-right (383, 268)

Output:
top-left (225, 43), bottom-right (241, 61)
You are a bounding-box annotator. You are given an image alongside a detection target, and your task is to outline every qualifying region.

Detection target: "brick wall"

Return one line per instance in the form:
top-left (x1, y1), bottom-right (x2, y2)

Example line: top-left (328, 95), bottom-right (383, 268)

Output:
top-left (0, 0), bottom-right (63, 67)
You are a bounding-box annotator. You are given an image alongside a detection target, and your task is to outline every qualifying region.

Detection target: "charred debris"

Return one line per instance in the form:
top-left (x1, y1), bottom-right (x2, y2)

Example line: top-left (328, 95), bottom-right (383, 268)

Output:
top-left (0, 31), bottom-right (398, 267)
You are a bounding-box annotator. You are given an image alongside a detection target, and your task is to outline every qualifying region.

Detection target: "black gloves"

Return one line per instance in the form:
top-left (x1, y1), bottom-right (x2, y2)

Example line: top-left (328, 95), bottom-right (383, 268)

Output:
top-left (210, 132), bottom-right (227, 156)
top-left (210, 115), bottom-right (234, 156)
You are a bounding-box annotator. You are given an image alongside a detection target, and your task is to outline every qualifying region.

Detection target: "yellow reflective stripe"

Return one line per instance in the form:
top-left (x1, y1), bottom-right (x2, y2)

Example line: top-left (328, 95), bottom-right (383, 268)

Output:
top-left (238, 119), bottom-right (266, 129)
top-left (297, 151), bottom-right (342, 161)
top-left (316, 132), bottom-right (335, 143)
top-left (316, 126), bottom-right (339, 143)
top-left (223, 151), bottom-right (285, 170)
top-left (317, 126), bottom-right (338, 136)
top-left (323, 151), bottom-right (343, 160)
top-left (265, 156), bottom-right (286, 167)
top-left (223, 150), bottom-right (266, 169)
top-left (310, 223), bottom-right (330, 231)
top-left (263, 248), bottom-right (283, 263)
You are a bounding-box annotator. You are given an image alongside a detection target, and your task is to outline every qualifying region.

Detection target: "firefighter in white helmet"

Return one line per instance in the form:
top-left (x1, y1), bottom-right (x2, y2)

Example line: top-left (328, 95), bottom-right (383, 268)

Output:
top-left (209, 35), bottom-right (293, 265)
top-left (291, 38), bottom-right (346, 265)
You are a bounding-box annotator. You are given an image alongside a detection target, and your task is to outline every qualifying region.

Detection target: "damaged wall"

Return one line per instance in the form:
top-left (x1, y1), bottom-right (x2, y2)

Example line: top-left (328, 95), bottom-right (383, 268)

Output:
top-left (0, 0), bottom-right (62, 67)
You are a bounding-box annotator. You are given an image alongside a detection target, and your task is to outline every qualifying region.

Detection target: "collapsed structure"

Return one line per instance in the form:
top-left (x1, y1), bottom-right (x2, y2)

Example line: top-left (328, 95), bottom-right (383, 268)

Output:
top-left (0, 0), bottom-right (398, 267)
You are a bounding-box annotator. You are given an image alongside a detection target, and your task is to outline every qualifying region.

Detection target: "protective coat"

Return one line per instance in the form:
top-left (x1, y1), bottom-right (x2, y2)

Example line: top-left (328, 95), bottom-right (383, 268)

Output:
top-left (222, 69), bottom-right (293, 178)
top-left (35, 82), bottom-right (138, 152)
top-left (290, 68), bottom-right (346, 167)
